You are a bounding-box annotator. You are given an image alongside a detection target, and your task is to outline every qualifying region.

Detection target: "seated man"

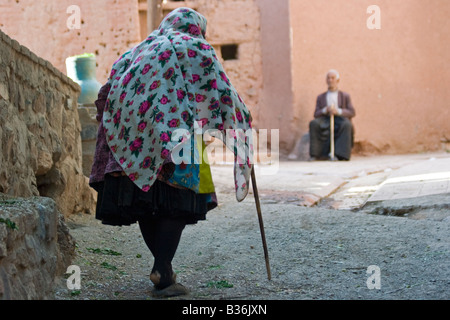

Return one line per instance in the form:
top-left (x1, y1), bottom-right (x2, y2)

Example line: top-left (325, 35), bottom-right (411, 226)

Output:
top-left (309, 70), bottom-right (355, 161)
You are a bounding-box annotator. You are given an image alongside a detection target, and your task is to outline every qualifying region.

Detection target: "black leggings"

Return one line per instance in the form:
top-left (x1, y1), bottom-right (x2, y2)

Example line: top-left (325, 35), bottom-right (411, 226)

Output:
top-left (138, 217), bottom-right (187, 289)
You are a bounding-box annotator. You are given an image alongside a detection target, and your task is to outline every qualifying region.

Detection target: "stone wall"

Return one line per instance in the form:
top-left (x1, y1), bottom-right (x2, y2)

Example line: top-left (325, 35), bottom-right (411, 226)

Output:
top-left (0, 196), bottom-right (75, 300)
top-left (0, 28), bottom-right (95, 300)
top-left (0, 29), bottom-right (95, 217)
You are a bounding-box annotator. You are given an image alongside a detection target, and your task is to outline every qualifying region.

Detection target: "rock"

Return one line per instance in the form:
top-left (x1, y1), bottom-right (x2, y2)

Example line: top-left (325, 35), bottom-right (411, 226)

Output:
top-left (0, 196), bottom-right (75, 300)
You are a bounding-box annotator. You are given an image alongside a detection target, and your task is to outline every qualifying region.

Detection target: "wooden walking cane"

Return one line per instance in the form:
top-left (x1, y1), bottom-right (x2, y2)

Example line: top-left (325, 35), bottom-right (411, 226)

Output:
top-left (250, 167), bottom-right (272, 280)
top-left (329, 105), bottom-right (337, 161)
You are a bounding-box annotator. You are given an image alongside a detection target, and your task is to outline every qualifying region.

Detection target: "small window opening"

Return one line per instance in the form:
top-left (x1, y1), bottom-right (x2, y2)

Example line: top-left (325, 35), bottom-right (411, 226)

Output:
top-left (221, 44), bottom-right (239, 61)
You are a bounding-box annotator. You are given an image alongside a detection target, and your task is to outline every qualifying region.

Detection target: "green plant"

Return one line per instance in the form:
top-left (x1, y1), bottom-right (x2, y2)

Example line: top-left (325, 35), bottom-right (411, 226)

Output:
top-left (87, 247), bottom-right (122, 256)
top-left (206, 280), bottom-right (234, 289)
top-left (0, 217), bottom-right (18, 230)
top-left (100, 262), bottom-right (117, 271)
top-left (208, 265), bottom-right (224, 270)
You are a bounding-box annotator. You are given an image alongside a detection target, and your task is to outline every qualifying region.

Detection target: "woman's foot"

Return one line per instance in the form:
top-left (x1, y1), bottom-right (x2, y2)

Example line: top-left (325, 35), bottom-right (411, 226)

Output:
top-left (150, 270), bottom-right (187, 297)
top-left (151, 283), bottom-right (190, 298)
top-left (150, 271), bottom-right (177, 286)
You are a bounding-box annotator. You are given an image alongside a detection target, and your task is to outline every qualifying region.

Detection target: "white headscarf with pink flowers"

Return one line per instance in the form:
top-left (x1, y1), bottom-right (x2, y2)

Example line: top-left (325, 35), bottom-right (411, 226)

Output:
top-left (102, 7), bottom-right (253, 201)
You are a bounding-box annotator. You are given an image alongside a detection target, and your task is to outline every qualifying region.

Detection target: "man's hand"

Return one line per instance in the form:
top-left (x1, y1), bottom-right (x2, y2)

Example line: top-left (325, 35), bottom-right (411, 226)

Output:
top-left (327, 104), bottom-right (342, 116)
top-left (321, 104), bottom-right (342, 116)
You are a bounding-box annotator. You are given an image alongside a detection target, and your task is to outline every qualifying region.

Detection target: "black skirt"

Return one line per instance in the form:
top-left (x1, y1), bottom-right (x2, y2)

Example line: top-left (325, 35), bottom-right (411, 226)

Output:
top-left (91, 174), bottom-right (217, 226)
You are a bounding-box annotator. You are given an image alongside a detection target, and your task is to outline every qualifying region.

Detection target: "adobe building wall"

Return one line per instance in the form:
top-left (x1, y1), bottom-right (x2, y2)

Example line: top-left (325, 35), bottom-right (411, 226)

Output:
top-left (2, 0), bottom-right (448, 156)
top-left (1, 0), bottom-right (268, 147)
top-left (0, 0), bottom-right (141, 85)
top-left (255, 0), bottom-right (295, 152)
top-left (162, 0), bottom-right (295, 152)
top-left (289, 0), bottom-right (450, 155)
top-left (162, 0), bottom-right (265, 134)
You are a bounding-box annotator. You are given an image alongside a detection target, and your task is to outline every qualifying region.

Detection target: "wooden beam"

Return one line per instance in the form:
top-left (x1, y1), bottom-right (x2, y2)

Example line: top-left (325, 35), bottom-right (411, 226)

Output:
top-left (147, 0), bottom-right (163, 33)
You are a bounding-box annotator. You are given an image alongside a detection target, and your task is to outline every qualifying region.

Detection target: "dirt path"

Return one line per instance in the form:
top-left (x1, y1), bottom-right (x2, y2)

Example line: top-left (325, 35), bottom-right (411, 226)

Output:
top-left (54, 185), bottom-right (450, 300)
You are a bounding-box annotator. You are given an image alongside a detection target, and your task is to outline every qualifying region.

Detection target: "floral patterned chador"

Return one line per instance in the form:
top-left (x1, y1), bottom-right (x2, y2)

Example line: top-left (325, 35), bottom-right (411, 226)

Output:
top-left (90, 7), bottom-right (253, 226)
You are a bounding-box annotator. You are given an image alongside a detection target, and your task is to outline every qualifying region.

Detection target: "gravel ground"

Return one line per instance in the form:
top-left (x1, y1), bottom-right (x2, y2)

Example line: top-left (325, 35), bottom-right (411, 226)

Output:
top-left (53, 179), bottom-right (450, 301)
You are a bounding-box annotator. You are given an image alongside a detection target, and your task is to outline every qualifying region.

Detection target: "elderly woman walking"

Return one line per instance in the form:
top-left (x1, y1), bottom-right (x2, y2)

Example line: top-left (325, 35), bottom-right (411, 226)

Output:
top-left (89, 7), bottom-right (253, 297)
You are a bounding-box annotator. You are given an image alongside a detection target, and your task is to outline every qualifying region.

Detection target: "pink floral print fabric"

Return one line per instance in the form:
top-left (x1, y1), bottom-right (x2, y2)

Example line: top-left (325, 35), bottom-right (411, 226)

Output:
top-left (102, 7), bottom-right (253, 201)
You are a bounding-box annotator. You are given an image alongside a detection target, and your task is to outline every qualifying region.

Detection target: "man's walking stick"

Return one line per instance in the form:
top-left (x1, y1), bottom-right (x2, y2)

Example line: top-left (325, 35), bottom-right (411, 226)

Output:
top-left (250, 167), bottom-right (272, 280)
top-left (329, 107), bottom-right (337, 161)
